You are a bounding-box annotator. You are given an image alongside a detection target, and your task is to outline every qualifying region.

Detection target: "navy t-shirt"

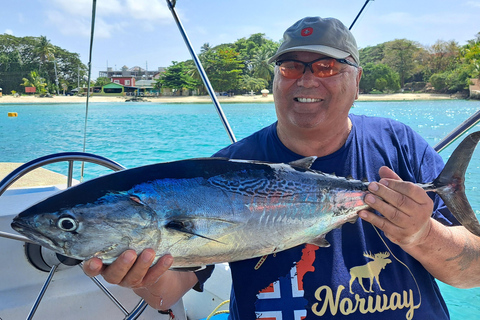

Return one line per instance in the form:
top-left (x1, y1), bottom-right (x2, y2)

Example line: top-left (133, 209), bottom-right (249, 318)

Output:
top-left (213, 114), bottom-right (456, 320)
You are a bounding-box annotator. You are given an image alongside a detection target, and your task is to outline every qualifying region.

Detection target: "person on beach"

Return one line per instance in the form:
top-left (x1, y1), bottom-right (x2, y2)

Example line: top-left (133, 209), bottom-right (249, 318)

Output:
top-left (83, 16), bottom-right (480, 319)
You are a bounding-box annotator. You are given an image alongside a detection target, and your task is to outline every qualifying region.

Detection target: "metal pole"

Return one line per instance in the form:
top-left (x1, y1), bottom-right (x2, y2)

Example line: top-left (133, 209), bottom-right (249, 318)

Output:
top-left (350, 0), bottom-right (372, 30)
top-left (434, 109), bottom-right (480, 153)
top-left (81, 0), bottom-right (98, 179)
top-left (0, 231), bottom-right (35, 243)
top-left (165, 0), bottom-right (237, 144)
top-left (27, 264), bottom-right (59, 320)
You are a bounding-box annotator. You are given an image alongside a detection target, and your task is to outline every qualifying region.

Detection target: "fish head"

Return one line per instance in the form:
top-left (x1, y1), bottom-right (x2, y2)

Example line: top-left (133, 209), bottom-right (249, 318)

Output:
top-left (11, 192), bottom-right (160, 263)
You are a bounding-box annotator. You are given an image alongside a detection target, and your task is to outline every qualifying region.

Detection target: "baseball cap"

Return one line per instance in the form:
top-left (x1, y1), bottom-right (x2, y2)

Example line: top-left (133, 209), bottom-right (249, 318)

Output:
top-left (268, 17), bottom-right (359, 65)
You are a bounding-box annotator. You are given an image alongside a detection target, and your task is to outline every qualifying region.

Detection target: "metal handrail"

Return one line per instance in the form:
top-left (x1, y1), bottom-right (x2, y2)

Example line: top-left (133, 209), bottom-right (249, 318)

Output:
top-left (0, 152), bottom-right (125, 244)
top-left (434, 109), bottom-right (480, 153)
top-left (0, 152), bottom-right (125, 197)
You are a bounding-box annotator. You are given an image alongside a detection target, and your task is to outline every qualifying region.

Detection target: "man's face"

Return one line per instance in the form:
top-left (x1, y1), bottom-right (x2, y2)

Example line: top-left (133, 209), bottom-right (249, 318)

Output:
top-left (273, 51), bottom-right (362, 133)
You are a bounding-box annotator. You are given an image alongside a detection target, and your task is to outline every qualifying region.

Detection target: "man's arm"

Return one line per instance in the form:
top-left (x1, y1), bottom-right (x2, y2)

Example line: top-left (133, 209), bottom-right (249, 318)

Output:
top-left (358, 166), bottom-right (480, 288)
top-left (83, 250), bottom-right (198, 310)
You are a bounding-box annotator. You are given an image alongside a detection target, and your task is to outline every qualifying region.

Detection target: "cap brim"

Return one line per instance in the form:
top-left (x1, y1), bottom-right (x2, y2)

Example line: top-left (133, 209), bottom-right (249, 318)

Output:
top-left (268, 45), bottom-right (350, 64)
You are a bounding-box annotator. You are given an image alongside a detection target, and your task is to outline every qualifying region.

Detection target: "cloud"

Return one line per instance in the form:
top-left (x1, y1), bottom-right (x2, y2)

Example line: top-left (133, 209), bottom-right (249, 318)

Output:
top-left (45, 10), bottom-right (123, 38)
top-left (465, 1), bottom-right (480, 8)
top-left (44, 0), bottom-right (172, 37)
top-left (4, 29), bottom-right (14, 35)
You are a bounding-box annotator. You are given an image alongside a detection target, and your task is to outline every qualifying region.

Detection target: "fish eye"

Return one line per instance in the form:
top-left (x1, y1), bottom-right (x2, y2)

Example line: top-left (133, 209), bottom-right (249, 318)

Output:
top-left (57, 216), bottom-right (78, 232)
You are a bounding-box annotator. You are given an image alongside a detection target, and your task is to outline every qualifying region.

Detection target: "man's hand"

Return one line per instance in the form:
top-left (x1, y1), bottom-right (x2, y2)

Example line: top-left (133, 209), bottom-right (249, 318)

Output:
top-left (82, 250), bottom-right (197, 310)
top-left (358, 166), bottom-right (434, 248)
top-left (83, 249), bottom-right (172, 288)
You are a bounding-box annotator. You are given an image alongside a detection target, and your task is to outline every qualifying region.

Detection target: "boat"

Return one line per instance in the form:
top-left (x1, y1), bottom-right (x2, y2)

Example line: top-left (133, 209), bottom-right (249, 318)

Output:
top-left (1, 1), bottom-right (479, 319)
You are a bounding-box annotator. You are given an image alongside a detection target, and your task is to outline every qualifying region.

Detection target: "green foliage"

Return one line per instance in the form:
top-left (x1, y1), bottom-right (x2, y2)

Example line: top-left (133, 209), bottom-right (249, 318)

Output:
top-left (250, 46), bottom-right (275, 83)
top-left (359, 43), bottom-right (385, 65)
top-left (429, 65), bottom-right (471, 93)
top-left (157, 61), bottom-right (199, 95)
top-left (239, 75), bottom-right (268, 92)
top-left (21, 71), bottom-right (47, 94)
top-left (360, 63), bottom-right (400, 93)
top-left (0, 34), bottom-right (86, 94)
top-left (203, 48), bottom-right (244, 92)
top-left (461, 37), bottom-right (480, 79)
top-left (95, 77), bottom-right (112, 87)
top-left (381, 39), bottom-right (421, 87)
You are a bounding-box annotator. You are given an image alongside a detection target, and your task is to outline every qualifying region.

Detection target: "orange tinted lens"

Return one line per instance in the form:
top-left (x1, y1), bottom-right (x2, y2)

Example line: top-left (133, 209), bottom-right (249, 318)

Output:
top-left (279, 61), bottom-right (304, 79)
top-left (311, 59), bottom-right (339, 77)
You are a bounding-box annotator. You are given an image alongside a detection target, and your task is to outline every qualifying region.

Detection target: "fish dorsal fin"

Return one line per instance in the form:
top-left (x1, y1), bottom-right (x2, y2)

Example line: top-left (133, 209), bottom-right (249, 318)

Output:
top-left (308, 234), bottom-right (330, 247)
top-left (289, 156), bottom-right (317, 170)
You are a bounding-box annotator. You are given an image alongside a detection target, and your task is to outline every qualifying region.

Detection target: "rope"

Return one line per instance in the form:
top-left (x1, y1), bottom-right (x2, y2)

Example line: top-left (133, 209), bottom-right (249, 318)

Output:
top-left (206, 300), bottom-right (230, 320)
top-left (372, 225), bottom-right (422, 309)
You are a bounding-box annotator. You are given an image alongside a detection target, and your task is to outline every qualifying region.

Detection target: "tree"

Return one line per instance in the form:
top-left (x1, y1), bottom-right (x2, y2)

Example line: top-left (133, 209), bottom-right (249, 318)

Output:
top-left (21, 71), bottom-right (47, 95)
top-left (34, 36), bottom-right (55, 69)
top-left (239, 75), bottom-right (268, 93)
top-left (34, 36), bottom-right (59, 93)
top-left (204, 48), bottom-right (244, 92)
top-left (234, 33), bottom-right (278, 78)
top-left (250, 45), bottom-right (276, 84)
top-left (0, 34), bottom-right (87, 94)
top-left (200, 43), bottom-right (212, 54)
top-left (382, 39), bottom-right (421, 87)
top-left (95, 77), bottom-right (111, 87)
top-left (461, 34), bottom-right (480, 79)
top-left (360, 63), bottom-right (400, 93)
top-left (157, 61), bottom-right (198, 95)
top-left (359, 44), bottom-right (385, 65)
top-left (422, 40), bottom-right (460, 79)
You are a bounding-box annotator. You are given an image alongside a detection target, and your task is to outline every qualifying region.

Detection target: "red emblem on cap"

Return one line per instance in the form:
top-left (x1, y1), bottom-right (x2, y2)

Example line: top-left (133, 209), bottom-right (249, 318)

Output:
top-left (301, 27), bottom-right (313, 37)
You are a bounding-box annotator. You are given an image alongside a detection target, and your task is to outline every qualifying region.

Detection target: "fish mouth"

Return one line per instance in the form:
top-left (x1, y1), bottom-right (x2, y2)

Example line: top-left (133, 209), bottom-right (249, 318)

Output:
top-left (11, 218), bottom-right (60, 249)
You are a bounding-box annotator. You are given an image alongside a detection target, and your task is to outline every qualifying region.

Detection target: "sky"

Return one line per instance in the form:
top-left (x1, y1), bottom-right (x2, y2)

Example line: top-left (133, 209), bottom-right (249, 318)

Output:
top-left (2, 0), bottom-right (480, 79)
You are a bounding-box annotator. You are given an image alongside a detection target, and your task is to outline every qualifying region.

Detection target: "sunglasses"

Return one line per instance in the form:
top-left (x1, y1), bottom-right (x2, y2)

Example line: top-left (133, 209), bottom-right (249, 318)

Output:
top-left (275, 57), bottom-right (359, 79)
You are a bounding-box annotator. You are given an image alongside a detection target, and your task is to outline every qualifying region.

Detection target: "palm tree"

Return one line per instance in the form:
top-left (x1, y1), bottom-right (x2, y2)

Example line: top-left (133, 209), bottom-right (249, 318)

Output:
top-left (200, 43), bottom-right (212, 54)
top-left (250, 45), bottom-right (275, 83)
top-left (34, 36), bottom-right (59, 94)
top-left (240, 75), bottom-right (268, 93)
top-left (21, 71), bottom-right (47, 95)
top-left (34, 36), bottom-right (55, 69)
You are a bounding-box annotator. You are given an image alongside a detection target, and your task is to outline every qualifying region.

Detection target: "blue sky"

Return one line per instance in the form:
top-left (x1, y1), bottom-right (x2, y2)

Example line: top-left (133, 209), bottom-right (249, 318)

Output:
top-left (2, 0), bottom-right (480, 78)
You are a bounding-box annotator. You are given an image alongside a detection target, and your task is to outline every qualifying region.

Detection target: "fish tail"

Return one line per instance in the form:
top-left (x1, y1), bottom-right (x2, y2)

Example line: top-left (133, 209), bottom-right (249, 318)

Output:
top-left (432, 131), bottom-right (480, 237)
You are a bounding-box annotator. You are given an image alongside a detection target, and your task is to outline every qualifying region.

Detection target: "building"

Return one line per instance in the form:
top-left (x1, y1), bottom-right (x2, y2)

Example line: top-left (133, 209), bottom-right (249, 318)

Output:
top-left (111, 76), bottom-right (136, 87)
top-left (99, 65), bottom-right (165, 81)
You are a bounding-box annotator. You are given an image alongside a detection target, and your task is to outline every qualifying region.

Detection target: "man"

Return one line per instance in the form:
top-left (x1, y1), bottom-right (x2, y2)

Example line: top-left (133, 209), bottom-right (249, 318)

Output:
top-left (84, 17), bottom-right (480, 319)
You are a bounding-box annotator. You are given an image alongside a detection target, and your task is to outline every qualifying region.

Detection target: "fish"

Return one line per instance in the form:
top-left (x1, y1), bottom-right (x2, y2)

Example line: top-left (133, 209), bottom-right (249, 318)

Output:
top-left (11, 131), bottom-right (480, 268)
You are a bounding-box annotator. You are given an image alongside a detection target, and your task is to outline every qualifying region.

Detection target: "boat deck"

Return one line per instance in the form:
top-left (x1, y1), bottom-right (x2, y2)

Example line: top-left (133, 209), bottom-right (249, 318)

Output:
top-left (0, 163), bottom-right (70, 188)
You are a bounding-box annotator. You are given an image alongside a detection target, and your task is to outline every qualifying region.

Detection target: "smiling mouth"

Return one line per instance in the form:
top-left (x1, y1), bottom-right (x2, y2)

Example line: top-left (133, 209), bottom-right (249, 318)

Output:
top-left (294, 98), bottom-right (323, 103)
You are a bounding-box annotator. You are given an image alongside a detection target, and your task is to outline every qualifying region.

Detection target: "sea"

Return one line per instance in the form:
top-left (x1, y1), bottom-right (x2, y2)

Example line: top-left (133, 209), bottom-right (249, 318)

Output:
top-left (1, 99), bottom-right (479, 318)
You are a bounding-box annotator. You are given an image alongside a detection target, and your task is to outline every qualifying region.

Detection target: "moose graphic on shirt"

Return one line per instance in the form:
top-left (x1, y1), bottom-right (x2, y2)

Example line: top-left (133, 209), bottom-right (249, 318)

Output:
top-left (349, 251), bottom-right (392, 294)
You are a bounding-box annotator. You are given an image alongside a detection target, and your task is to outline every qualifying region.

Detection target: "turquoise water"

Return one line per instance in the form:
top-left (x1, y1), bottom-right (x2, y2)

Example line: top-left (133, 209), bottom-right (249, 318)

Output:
top-left (1, 99), bottom-right (480, 317)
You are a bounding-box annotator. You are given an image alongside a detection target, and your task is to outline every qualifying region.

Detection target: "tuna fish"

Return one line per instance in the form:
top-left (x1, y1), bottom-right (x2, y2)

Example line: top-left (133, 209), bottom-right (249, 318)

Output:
top-left (11, 132), bottom-right (480, 267)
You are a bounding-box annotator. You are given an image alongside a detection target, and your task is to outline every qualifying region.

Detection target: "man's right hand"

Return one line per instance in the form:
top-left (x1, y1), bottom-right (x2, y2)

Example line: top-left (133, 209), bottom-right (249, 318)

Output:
top-left (82, 250), bottom-right (198, 310)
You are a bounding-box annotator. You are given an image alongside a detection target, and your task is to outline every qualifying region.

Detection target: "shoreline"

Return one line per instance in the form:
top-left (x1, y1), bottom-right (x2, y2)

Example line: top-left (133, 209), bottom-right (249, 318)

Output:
top-left (0, 93), bottom-right (455, 104)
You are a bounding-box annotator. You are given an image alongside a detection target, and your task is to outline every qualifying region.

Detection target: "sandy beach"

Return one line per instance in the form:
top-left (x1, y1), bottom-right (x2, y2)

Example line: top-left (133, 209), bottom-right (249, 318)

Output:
top-left (0, 93), bottom-right (455, 104)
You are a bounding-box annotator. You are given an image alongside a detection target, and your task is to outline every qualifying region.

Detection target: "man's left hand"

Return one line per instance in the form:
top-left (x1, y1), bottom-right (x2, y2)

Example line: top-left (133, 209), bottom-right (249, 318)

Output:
top-left (358, 166), bottom-right (434, 247)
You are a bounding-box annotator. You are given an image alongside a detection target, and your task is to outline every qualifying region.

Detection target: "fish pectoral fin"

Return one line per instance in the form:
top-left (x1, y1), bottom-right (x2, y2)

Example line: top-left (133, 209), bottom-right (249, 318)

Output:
top-left (170, 266), bottom-right (207, 272)
top-left (308, 235), bottom-right (330, 247)
top-left (165, 220), bottom-right (225, 244)
top-left (288, 156), bottom-right (317, 170)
